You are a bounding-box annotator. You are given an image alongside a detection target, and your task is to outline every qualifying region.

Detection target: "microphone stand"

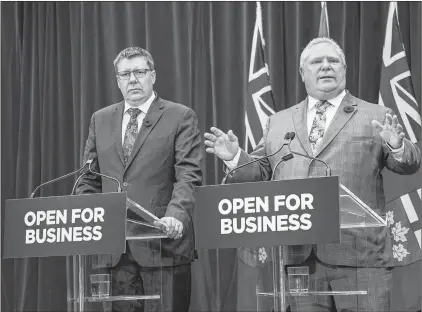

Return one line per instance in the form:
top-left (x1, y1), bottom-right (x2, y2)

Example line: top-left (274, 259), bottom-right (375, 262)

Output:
top-left (287, 132), bottom-right (332, 177)
top-left (222, 134), bottom-right (292, 185)
top-left (30, 161), bottom-right (91, 198)
top-left (70, 159), bottom-right (95, 196)
top-left (217, 133), bottom-right (292, 312)
top-left (87, 161), bottom-right (122, 192)
top-left (271, 153), bottom-right (294, 181)
top-left (69, 160), bottom-right (167, 311)
top-left (272, 132), bottom-right (332, 311)
top-left (30, 159), bottom-right (93, 311)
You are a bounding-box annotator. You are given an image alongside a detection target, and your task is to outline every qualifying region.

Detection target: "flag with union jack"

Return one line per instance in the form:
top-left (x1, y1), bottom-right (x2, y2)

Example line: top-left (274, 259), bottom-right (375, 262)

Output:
top-left (238, 1), bottom-right (275, 270)
top-left (378, 4), bottom-right (421, 309)
top-left (236, 4), bottom-right (276, 311)
top-left (378, 1), bottom-right (422, 267)
top-left (244, 2), bottom-right (276, 153)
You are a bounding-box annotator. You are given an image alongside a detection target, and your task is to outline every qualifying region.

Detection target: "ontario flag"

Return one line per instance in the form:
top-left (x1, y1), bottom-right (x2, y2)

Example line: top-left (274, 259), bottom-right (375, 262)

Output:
top-left (379, 2), bottom-right (421, 310)
top-left (237, 1), bottom-right (276, 296)
top-left (235, 3), bottom-right (276, 310)
top-left (379, 1), bottom-right (422, 266)
top-left (244, 1), bottom-right (276, 153)
top-left (239, 1), bottom-right (275, 268)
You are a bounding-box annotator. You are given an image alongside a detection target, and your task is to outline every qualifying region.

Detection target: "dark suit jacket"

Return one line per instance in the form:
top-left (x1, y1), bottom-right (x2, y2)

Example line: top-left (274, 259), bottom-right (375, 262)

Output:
top-left (76, 95), bottom-right (203, 267)
top-left (230, 91), bottom-right (421, 267)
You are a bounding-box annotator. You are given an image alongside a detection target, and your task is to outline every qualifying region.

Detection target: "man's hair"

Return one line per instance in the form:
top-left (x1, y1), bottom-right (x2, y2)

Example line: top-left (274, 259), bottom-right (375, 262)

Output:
top-left (299, 37), bottom-right (346, 70)
top-left (113, 47), bottom-right (155, 73)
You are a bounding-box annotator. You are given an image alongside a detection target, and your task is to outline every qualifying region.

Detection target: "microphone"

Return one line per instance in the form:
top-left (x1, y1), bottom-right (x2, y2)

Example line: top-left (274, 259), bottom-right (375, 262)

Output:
top-left (70, 159), bottom-right (94, 195)
top-left (271, 153), bottom-right (294, 181)
top-left (72, 159), bottom-right (168, 233)
top-left (287, 132), bottom-right (332, 176)
top-left (30, 160), bottom-right (92, 198)
top-left (87, 159), bottom-right (122, 192)
top-left (222, 133), bottom-right (292, 184)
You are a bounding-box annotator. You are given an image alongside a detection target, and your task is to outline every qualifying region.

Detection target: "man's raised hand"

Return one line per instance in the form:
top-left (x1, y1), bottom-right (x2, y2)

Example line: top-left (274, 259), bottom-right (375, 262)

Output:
top-left (372, 113), bottom-right (405, 149)
top-left (204, 127), bottom-right (239, 161)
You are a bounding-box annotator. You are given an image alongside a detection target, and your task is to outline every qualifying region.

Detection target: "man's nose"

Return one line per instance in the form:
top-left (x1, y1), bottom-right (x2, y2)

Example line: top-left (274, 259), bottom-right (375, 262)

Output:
top-left (129, 72), bottom-right (138, 83)
top-left (321, 58), bottom-right (331, 69)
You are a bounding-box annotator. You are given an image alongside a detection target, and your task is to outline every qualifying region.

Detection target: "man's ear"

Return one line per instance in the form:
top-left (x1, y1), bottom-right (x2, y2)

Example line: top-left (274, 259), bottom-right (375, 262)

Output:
top-left (151, 70), bottom-right (156, 84)
top-left (299, 67), bottom-right (305, 82)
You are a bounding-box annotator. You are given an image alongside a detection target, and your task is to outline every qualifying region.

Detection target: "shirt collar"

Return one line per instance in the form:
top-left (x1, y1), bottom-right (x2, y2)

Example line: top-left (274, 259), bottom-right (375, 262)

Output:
top-left (124, 91), bottom-right (156, 115)
top-left (307, 89), bottom-right (347, 112)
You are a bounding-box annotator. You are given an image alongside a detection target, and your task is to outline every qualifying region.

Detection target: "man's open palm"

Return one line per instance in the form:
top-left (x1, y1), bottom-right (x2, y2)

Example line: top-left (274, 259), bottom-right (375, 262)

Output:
top-left (372, 113), bottom-right (405, 149)
top-left (204, 127), bottom-right (239, 161)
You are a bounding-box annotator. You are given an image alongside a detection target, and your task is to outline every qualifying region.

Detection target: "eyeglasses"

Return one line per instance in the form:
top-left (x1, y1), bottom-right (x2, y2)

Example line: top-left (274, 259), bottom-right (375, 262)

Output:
top-left (116, 69), bottom-right (152, 80)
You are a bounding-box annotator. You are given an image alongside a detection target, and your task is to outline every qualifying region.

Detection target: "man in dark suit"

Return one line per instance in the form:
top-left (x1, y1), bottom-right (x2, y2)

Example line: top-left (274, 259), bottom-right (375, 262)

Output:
top-left (76, 47), bottom-right (203, 312)
top-left (204, 37), bottom-right (421, 311)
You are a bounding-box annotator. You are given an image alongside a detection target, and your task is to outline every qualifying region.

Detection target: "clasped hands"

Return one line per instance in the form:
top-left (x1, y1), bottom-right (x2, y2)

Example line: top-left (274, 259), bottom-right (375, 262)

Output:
top-left (154, 217), bottom-right (183, 239)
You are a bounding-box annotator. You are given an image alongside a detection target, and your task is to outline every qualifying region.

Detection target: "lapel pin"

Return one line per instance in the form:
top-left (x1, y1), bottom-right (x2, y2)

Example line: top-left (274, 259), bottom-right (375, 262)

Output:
top-left (144, 119), bottom-right (152, 127)
top-left (344, 106), bottom-right (354, 113)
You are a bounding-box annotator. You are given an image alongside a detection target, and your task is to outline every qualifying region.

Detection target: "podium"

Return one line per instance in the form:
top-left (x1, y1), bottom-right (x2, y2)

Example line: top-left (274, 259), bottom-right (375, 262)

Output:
top-left (2, 192), bottom-right (168, 312)
top-left (194, 176), bottom-right (388, 312)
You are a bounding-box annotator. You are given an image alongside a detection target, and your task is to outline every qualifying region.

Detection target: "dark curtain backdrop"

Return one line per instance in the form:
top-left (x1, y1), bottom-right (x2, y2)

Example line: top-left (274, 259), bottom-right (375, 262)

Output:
top-left (2, 2), bottom-right (421, 312)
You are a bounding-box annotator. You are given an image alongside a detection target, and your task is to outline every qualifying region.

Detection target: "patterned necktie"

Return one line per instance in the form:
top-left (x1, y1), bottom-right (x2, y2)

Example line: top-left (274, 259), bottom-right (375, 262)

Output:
top-left (308, 100), bottom-right (332, 154)
top-left (123, 108), bottom-right (142, 164)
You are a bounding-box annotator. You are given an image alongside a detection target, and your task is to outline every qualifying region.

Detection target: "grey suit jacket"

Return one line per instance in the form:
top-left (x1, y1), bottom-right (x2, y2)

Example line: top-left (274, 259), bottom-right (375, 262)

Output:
top-left (76, 95), bottom-right (203, 267)
top-left (230, 91), bottom-right (421, 267)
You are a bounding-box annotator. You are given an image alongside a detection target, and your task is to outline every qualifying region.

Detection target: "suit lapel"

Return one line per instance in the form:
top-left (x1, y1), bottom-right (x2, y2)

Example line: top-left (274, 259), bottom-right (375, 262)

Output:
top-left (124, 97), bottom-right (165, 171)
top-left (112, 101), bottom-right (125, 165)
top-left (292, 98), bottom-right (313, 156)
top-left (314, 92), bottom-right (358, 157)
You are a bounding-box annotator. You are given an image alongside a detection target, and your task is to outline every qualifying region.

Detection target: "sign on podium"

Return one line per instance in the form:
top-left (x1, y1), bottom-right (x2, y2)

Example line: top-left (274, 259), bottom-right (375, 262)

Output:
top-left (3, 192), bottom-right (127, 258)
top-left (195, 176), bottom-right (341, 249)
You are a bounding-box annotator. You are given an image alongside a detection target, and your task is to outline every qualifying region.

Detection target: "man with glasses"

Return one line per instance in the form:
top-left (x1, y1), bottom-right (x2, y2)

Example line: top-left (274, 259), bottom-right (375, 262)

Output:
top-left (76, 47), bottom-right (203, 312)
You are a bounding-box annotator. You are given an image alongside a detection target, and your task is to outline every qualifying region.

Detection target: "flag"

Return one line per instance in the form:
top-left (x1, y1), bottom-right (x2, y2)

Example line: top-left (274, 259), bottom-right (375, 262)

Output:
top-left (379, 2), bottom-right (422, 310)
top-left (241, 1), bottom-right (275, 264)
top-left (244, 1), bottom-right (276, 153)
top-left (236, 3), bottom-right (276, 311)
top-left (385, 189), bottom-right (422, 265)
top-left (379, 1), bottom-right (422, 266)
top-left (319, 2), bottom-right (330, 37)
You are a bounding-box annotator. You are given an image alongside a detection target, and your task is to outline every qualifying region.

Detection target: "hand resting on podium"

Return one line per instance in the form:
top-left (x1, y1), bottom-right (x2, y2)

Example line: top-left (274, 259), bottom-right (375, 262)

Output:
top-left (154, 216), bottom-right (183, 239)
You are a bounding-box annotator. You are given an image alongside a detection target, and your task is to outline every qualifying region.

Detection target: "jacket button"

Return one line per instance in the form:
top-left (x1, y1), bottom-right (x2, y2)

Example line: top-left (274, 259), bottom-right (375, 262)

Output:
top-left (123, 182), bottom-right (129, 187)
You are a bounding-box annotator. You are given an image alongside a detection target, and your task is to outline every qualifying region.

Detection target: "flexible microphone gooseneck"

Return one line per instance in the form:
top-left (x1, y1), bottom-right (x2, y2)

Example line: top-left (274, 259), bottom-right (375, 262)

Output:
top-left (271, 153), bottom-right (294, 181)
top-left (222, 133), bottom-right (292, 184)
top-left (30, 160), bottom-right (92, 198)
top-left (287, 132), bottom-right (332, 176)
top-left (72, 158), bottom-right (167, 233)
top-left (87, 160), bottom-right (122, 192)
top-left (70, 159), bottom-right (94, 195)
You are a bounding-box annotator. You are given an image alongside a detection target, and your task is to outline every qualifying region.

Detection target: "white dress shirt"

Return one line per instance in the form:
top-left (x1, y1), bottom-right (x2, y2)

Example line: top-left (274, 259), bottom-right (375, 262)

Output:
top-left (307, 90), bottom-right (346, 135)
top-left (225, 90), bottom-right (404, 168)
top-left (122, 92), bottom-right (156, 144)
